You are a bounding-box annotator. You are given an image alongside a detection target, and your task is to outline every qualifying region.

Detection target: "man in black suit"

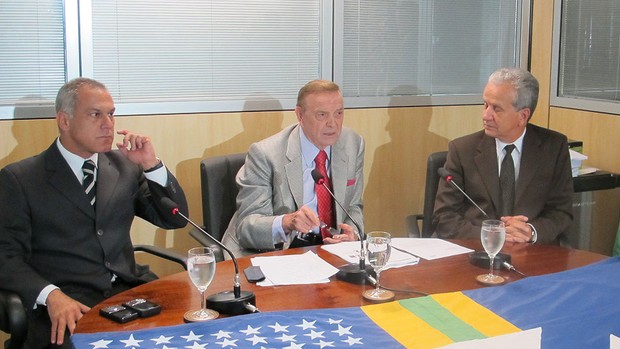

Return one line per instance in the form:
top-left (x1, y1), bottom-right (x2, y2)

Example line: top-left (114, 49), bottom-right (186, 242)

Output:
top-left (433, 68), bottom-right (573, 244)
top-left (0, 78), bottom-right (188, 348)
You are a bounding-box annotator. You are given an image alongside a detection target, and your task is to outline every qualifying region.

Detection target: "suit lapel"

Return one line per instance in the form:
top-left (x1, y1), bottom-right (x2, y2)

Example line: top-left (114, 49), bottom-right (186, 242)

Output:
top-left (515, 126), bottom-right (541, 205)
top-left (95, 153), bottom-right (120, 221)
top-left (474, 136), bottom-right (501, 213)
top-left (330, 141), bottom-right (347, 225)
top-left (284, 126), bottom-right (304, 209)
top-left (45, 143), bottom-right (95, 219)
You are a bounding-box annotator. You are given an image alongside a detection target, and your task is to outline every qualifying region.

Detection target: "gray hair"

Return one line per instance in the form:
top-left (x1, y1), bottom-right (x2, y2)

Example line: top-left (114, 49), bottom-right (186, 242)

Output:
top-left (488, 67), bottom-right (539, 119)
top-left (55, 78), bottom-right (108, 116)
top-left (296, 80), bottom-right (341, 109)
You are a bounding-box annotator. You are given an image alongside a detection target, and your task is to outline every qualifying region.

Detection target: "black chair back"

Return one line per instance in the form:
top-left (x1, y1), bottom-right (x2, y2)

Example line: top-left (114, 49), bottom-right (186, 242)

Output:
top-left (199, 153), bottom-right (246, 243)
top-left (406, 151), bottom-right (448, 238)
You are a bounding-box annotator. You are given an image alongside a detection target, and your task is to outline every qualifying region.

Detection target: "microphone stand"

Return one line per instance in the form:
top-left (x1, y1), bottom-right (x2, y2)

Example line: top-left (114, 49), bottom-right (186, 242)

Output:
top-left (437, 168), bottom-right (516, 274)
top-left (163, 198), bottom-right (259, 315)
top-left (311, 170), bottom-right (374, 284)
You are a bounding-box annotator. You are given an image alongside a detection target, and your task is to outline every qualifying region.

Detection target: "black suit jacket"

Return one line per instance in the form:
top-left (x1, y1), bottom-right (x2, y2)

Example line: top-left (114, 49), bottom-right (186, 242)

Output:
top-left (0, 141), bottom-right (188, 310)
top-left (432, 124), bottom-right (573, 243)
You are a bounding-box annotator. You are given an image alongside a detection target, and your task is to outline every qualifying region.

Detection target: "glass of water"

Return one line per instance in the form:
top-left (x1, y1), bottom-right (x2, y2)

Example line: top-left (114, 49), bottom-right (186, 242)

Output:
top-left (185, 246), bottom-right (219, 322)
top-left (479, 220), bottom-right (506, 284)
top-left (362, 231), bottom-right (395, 302)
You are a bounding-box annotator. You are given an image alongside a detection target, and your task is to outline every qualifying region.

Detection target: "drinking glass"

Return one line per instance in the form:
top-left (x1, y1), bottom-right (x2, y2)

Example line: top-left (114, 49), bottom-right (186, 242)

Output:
top-left (184, 247), bottom-right (219, 321)
top-left (362, 231), bottom-right (395, 302)
top-left (478, 219), bottom-right (506, 285)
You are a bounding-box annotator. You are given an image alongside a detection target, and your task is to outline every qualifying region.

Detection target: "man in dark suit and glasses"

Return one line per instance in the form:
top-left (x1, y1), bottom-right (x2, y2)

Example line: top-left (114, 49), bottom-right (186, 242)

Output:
top-left (0, 78), bottom-right (188, 348)
top-left (433, 68), bottom-right (573, 244)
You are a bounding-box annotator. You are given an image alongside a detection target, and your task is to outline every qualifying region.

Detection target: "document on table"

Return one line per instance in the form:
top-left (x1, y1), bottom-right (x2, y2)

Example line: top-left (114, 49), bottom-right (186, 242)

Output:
top-left (320, 241), bottom-right (420, 270)
top-left (251, 251), bottom-right (339, 286)
top-left (390, 238), bottom-right (474, 260)
top-left (321, 238), bottom-right (473, 267)
top-left (437, 327), bottom-right (541, 349)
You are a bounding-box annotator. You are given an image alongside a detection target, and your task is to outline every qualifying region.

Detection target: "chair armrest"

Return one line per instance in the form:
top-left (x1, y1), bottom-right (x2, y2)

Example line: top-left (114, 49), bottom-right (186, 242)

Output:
top-left (133, 245), bottom-right (188, 270)
top-left (0, 289), bottom-right (28, 349)
top-left (406, 214), bottom-right (424, 238)
top-left (189, 228), bottom-right (225, 262)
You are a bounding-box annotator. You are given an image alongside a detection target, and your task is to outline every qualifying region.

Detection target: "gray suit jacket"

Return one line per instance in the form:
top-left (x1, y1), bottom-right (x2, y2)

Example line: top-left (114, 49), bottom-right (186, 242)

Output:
top-left (0, 141), bottom-right (188, 310)
top-left (432, 124), bottom-right (573, 243)
top-left (222, 124), bottom-right (365, 257)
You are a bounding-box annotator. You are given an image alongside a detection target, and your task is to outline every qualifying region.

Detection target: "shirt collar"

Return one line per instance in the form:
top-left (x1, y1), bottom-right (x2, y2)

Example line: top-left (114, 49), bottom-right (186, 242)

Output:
top-left (56, 137), bottom-right (99, 180)
top-left (299, 127), bottom-right (331, 167)
top-left (495, 128), bottom-right (526, 155)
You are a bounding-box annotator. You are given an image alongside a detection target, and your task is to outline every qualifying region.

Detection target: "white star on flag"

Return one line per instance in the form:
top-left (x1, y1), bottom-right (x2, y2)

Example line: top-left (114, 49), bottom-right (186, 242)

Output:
top-left (211, 330), bottom-right (233, 339)
top-left (275, 333), bottom-right (297, 342)
top-left (342, 336), bottom-right (363, 345)
top-left (185, 341), bottom-right (207, 349)
top-left (327, 319), bottom-right (342, 325)
top-left (283, 343), bottom-right (305, 349)
top-left (304, 330), bottom-right (325, 340)
top-left (119, 334), bottom-right (142, 347)
top-left (332, 324), bottom-right (352, 336)
top-left (240, 325), bottom-right (262, 335)
top-left (269, 322), bottom-right (289, 333)
top-left (181, 331), bottom-right (203, 342)
top-left (245, 335), bottom-right (268, 345)
top-left (316, 339), bottom-right (336, 348)
top-left (297, 319), bottom-right (317, 330)
top-left (151, 335), bottom-right (173, 345)
top-left (215, 338), bottom-right (238, 347)
top-left (90, 339), bottom-right (113, 349)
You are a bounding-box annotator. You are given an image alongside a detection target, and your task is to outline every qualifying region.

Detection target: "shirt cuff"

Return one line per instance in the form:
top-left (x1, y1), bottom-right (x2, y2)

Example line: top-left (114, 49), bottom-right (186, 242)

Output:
top-left (272, 215), bottom-right (287, 245)
top-left (527, 223), bottom-right (538, 243)
top-left (144, 161), bottom-right (168, 187)
top-left (36, 284), bottom-right (59, 308)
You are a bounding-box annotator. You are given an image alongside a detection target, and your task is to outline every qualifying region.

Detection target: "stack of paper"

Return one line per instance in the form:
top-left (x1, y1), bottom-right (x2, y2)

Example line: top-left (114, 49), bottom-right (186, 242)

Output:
top-left (251, 251), bottom-right (339, 286)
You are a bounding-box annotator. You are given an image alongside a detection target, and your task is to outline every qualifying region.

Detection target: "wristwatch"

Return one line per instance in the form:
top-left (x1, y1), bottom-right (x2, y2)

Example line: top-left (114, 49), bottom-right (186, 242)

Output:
top-left (144, 158), bottom-right (163, 173)
top-left (527, 223), bottom-right (538, 243)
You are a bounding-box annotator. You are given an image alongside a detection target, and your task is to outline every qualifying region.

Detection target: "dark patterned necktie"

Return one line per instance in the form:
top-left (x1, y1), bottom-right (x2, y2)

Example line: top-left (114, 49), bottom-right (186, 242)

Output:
top-left (499, 144), bottom-right (515, 217)
top-left (82, 160), bottom-right (96, 207)
top-left (314, 150), bottom-right (334, 234)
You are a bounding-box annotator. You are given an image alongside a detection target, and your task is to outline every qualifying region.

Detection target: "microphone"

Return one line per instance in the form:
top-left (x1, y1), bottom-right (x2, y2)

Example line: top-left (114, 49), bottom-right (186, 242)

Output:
top-left (437, 168), bottom-right (488, 218)
top-left (311, 169), bottom-right (374, 284)
top-left (160, 198), bottom-right (258, 316)
top-left (437, 169), bottom-right (514, 271)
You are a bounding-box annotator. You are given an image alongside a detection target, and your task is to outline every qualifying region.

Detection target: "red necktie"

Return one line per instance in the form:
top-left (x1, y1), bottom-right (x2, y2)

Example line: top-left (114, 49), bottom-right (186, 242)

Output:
top-left (315, 150), bottom-right (334, 239)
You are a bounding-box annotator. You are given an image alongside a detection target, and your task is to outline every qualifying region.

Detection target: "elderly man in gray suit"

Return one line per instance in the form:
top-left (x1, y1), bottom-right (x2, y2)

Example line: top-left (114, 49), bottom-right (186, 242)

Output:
top-left (433, 68), bottom-right (573, 244)
top-left (222, 80), bottom-right (365, 257)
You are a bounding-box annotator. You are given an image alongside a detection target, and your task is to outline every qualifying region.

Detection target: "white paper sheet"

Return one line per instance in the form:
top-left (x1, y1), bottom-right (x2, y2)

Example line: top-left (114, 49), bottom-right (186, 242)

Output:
top-left (320, 241), bottom-right (419, 270)
top-left (390, 238), bottom-right (474, 260)
top-left (611, 334), bottom-right (620, 349)
top-left (437, 327), bottom-right (541, 349)
top-left (251, 251), bottom-right (339, 286)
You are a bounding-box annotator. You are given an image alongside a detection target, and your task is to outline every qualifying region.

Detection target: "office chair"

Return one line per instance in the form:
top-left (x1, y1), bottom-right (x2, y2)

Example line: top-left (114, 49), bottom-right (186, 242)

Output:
top-left (189, 153), bottom-right (246, 261)
top-left (0, 245), bottom-right (186, 349)
top-left (406, 151), bottom-right (448, 238)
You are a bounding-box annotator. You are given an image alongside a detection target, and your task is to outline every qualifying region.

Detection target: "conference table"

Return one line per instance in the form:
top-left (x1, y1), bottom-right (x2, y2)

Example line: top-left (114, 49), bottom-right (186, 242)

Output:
top-left (75, 239), bottom-right (607, 335)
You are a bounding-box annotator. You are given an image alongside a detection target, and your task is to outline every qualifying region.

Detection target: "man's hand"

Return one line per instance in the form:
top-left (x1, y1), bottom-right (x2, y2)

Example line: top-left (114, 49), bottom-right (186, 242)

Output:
top-left (502, 215), bottom-right (532, 243)
top-left (116, 130), bottom-right (159, 169)
top-left (282, 206), bottom-right (321, 234)
top-left (323, 223), bottom-right (358, 244)
top-left (46, 289), bottom-right (90, 346)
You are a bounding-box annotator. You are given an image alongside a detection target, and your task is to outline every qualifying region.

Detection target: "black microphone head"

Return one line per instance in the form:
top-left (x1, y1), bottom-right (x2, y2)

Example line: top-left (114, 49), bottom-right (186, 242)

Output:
top-left (437, 168), bottom-right (451, 180)
top-left (311, 169), bottom-right (325, 184)
top-left (160, 197), bottom-right (179, 215)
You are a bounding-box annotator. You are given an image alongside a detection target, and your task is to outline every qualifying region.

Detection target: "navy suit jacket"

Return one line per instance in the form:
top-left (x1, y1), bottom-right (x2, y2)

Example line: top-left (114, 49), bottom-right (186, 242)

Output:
top-left (0, 141), bottom-right (188, 310)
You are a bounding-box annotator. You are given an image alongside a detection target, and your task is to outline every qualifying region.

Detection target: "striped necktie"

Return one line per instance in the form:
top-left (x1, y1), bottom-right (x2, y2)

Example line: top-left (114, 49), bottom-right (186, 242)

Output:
top-left (82, 160), bottom-right (96, 207)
